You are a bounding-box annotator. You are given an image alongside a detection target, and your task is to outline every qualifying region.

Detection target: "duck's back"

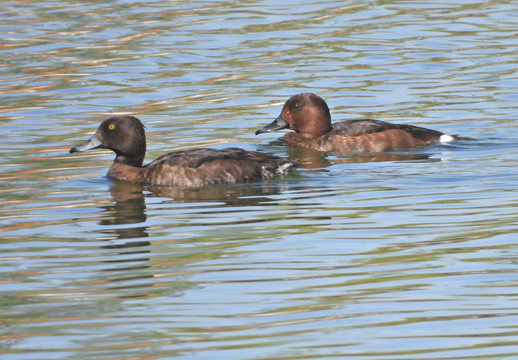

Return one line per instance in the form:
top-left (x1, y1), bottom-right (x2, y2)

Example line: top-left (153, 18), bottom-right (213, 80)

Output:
top-left (143, 148), bottom-right (294, 186)
top-left (332, 119), bottom-right (443, 140)
top-left (307, 119), bottom-right (448, 152)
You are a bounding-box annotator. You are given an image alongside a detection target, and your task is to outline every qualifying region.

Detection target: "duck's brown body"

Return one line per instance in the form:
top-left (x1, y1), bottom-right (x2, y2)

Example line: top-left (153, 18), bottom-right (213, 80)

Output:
top-left (256, 93), bottom-right (455, 152)
top-left (283, 119), bottom-right (446, 152)
top-left (70, 116), bottom-right (294, 187)
top-left (106, 147), bottom-right (292, 187)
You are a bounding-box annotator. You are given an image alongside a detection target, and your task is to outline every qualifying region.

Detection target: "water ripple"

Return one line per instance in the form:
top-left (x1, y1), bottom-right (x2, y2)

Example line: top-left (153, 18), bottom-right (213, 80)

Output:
top-left (2, 0), bottom-right (518, 359)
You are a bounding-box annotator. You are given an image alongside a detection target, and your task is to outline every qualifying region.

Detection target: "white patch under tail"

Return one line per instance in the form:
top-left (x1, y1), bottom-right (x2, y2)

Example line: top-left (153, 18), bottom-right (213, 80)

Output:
top-left (439, 134), bottom-right (456, 143)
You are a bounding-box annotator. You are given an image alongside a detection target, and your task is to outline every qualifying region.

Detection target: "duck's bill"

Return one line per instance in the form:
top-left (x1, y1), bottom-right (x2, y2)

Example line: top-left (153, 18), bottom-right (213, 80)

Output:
top-left (69, 133), bottom-right (102, 153)
top-left (255, 114), bottom-right (288, 135)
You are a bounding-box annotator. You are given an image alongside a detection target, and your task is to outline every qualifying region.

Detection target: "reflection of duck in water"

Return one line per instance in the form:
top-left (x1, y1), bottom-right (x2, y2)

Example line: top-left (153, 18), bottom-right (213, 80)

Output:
top-left (282, 144), bottom-right (434, 171)
top-left (96, 181), bottom-right (290, 279)
top-left (99, 182), bottom-right (149, 240)
top-left (70, 116), bottom-right (295, 187)
top-left (99, 179), bottom-right (290, 242)
top-left (111, 179), bottom-right (289, 207)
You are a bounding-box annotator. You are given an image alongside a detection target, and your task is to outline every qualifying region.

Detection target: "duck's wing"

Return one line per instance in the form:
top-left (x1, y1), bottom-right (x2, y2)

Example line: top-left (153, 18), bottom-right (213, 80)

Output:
top-left (148, 148), bottom-right (288, 168)
top-left (144, 148), bottom-right (294, 186)
top-left (332, 119), bottom-right (445, 142)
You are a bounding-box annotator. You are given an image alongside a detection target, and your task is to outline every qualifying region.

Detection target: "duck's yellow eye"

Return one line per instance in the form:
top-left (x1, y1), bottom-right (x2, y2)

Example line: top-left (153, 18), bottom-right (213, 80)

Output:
top-left (108, 124), bottom-right (115, 130)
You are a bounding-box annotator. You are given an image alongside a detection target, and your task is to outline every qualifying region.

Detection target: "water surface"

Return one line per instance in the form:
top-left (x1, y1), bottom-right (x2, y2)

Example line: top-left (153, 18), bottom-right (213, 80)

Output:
top-left (2, 1), bottom-right (518, 359)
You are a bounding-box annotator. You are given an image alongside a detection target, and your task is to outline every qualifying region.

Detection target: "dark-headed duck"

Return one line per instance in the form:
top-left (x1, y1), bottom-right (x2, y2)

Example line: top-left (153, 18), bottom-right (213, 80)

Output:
top-left (256, 93), bottom-right (456, 152)
top-left (70, 116), bottom-right (295, 187)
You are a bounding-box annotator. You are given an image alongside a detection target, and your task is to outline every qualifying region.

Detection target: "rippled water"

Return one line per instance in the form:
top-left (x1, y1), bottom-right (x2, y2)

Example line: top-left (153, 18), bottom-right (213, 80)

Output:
top-left (2, 1), bottom-right (518, 359)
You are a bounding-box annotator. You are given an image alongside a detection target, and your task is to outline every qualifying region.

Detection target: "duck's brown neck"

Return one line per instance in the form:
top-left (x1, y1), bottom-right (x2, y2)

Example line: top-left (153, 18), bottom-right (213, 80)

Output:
top-left (114, 154), bottom-right (145, 168)
top-left (108, 162), bottom-right (147, 183)
top-left (292, 112), bottom-right (333, 139)
top-left (311, 121), bottom-right (333, 138)
top-left (283, 133), bottom-right (321, 147)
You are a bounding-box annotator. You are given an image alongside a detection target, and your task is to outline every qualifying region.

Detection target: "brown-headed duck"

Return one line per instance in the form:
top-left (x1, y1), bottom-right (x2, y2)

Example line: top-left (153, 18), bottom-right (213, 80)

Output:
top-left (256, 93), bottom-right (456, 152)
top-left (70, 116), bottom-right (295, 187)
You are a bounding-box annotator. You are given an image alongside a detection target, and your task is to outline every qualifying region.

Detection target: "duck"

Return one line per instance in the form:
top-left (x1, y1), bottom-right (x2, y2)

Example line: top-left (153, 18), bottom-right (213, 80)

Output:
top-left (256, 93), bottom-right (456, 152)
top-left (70, 115), bottom-right (295, 187)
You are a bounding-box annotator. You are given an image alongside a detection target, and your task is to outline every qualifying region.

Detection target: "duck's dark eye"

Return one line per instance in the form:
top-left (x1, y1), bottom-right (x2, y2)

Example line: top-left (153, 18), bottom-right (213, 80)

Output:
top-left (293, 102), bottom-right (301, 109)
top-left (108, 124), bottom-right (115, 130)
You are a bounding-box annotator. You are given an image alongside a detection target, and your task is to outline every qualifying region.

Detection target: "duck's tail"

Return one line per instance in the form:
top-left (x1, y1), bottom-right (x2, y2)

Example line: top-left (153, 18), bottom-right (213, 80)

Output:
top-left (439, 134), bottom-right (459, 143)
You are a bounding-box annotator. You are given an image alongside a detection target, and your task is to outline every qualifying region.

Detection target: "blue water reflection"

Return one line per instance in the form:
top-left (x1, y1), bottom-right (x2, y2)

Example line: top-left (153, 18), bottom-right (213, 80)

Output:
top-left (2, 0), bottom-right (518, 359)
